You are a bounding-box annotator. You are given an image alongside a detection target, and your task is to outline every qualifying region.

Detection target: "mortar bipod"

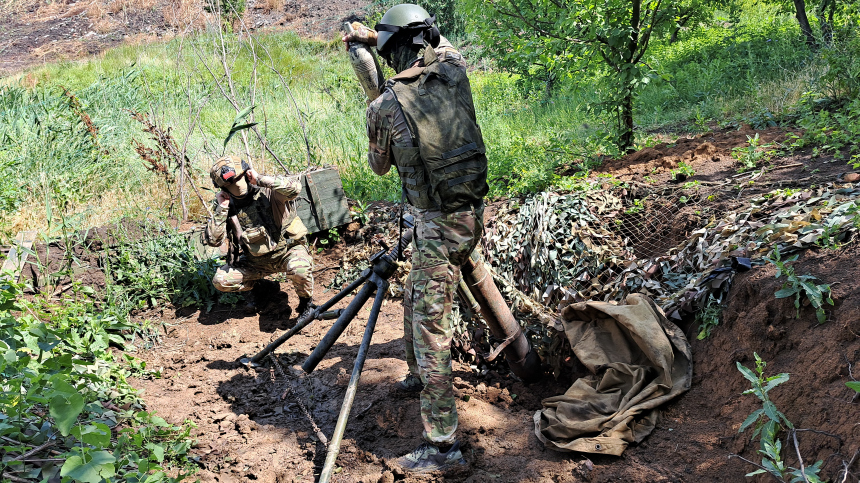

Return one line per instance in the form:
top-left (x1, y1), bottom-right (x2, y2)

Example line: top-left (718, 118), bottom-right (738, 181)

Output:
top-left (238, 215), bottom-right (415, 483)
top-left (238, 214), bottom-right (415, 369)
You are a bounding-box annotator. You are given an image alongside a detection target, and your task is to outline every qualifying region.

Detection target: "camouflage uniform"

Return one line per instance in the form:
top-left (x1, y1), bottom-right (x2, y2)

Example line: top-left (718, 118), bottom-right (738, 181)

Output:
top-left (367, 38), bottom-right (480, 445)
top-left (202, 175), bottom-right (314, 298)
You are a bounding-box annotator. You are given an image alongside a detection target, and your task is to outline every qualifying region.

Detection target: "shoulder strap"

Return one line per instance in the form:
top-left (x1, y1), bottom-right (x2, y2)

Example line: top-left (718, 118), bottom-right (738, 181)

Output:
top-left (391, 65), bottom-right (425, 82)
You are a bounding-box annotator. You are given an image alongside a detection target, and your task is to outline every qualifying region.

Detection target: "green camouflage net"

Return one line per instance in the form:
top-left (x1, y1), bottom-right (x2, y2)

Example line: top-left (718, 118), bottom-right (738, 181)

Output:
top-left (331, 182), bottom-right (860, 377)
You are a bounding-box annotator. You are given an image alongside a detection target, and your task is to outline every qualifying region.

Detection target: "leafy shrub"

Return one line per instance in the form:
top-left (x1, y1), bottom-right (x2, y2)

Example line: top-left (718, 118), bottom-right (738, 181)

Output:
top-left (764, 248), bottom-right (833, 324)
top-left (735, 353), bottom-right (824, 482)
top-left (0, 279), bottom-right (196, 482)
top-left (105, 225), bottom-right (222, 312)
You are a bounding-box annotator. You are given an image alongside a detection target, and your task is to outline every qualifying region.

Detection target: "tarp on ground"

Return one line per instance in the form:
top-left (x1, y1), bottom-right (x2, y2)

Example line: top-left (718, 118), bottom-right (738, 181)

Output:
top-left (533, 294), bottom-right (692, 456)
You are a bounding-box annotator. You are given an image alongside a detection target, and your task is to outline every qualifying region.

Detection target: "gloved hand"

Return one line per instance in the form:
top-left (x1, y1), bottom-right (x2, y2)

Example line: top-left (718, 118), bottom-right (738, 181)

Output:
top-left (216, 190), bottom-right (230, 208)
top-left (342, 22), bottom-right (377, 46)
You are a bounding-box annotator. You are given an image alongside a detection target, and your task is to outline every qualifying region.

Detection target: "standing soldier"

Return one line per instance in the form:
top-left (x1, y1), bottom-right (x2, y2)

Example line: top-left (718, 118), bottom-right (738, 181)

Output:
top-left (202, 156), bottom-right (315, 318)
top-left (344, 4), bottom-right (488, 473)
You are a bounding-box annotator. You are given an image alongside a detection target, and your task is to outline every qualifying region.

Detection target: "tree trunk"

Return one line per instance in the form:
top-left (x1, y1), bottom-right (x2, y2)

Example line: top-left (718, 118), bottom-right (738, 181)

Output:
top-left (621, 88), bottom-right (635, 153)
top-left (793, 0), bottom-right (817, 48)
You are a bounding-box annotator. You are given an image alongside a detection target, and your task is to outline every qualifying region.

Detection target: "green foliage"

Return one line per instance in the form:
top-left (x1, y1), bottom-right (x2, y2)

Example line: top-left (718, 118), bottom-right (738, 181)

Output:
top-left (765, 247), bottom-right (833, 324)
top-left (0, 279), bottom-right (195, 483)
top-left (732, 134), bottom-right (775, 172)
top-left (671, 161), bottom-right (696, 180)
top-left (736, 353), bottom-right (824, 483)
top-left (847, 381), bottom-right (860, 393)
top-left (350, 200), bottom-right (370, 225)
top-left (105, 226), bottom-right (221, 312)
top-left (204, 0), bottom-right (246, 27)
top-left (695, 294), bottom-right (722, 340)
top-left (465, 0), bottom-right (681, 151)
top-left (637, 4), bottom-right (812, 128)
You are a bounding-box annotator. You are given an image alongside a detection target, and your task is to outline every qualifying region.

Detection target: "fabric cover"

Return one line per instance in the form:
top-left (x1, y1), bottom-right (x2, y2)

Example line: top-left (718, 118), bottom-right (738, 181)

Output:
top-left (534, 294), bottom-right (692, 456)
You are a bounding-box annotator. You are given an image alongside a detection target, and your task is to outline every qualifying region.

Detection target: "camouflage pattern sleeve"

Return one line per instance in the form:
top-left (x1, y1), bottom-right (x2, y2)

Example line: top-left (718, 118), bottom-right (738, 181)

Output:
top-left (366, 89), bottom-right (413, 175)
top-left (258, 175), bottom-right (302, 201)
top-left (202, 201), bottom-right (229, 247)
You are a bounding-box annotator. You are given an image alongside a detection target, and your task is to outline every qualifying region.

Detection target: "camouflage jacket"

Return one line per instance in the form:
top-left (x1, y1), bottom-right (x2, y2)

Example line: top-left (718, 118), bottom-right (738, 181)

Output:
top-left (203, 175), bottom-right (306, 248)
top-left (365, 37), bottom-right (467, 177)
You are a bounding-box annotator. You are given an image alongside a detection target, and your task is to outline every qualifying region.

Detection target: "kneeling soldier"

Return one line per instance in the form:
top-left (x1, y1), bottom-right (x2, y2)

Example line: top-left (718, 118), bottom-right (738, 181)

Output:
top-left (202, 156), bottom-right (314, 317)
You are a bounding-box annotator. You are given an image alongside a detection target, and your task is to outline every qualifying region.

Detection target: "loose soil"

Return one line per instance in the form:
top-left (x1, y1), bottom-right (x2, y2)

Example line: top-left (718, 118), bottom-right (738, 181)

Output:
top-left (1, 0), bottom-right (372, 76)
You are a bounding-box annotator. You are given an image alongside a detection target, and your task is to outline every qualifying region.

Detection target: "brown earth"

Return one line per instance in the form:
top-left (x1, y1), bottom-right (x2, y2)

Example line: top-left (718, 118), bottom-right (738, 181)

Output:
top-left (0, 0), bottom-right (373, 76)
top-left (588, 125), bottom-right (851, 190)
top-left (124, 204), bottom-right (860, 483)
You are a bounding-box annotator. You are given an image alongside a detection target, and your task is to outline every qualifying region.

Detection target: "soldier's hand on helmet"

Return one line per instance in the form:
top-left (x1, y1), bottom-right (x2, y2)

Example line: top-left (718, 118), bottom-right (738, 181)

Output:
top-left (246, 168), bottom-right (259, 186)
top-left (342, 22), bottom-right (377, 46)
top-left (216, 190), bottom-right (230, 208)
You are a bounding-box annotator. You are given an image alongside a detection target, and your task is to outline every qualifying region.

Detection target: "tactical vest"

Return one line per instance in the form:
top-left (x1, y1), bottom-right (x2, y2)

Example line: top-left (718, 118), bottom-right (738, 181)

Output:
top-left (388, 49), bottom-right (489, 213)
top-left (231, 188), bottom-right (302, 257)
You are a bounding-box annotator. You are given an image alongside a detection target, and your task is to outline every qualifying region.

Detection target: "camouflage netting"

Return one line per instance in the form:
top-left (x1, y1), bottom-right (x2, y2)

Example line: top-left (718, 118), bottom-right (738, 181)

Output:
top-left (331, 182), bottom-right (860, 377)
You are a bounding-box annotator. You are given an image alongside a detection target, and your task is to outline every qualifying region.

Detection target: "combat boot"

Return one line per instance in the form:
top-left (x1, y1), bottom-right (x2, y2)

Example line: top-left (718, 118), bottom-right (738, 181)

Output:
top-left (395, 373), bottom-right (423, 393)
top-left (244, 279), bottom-right (281, 314)
top-left (397, 441), bottom-right (466, 473)
top-left (296, 297), bottom-right (315, 319)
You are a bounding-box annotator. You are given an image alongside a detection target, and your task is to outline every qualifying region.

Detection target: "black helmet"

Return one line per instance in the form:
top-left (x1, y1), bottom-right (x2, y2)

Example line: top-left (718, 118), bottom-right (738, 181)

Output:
top-left (374, 4), bottom-right (440, 60)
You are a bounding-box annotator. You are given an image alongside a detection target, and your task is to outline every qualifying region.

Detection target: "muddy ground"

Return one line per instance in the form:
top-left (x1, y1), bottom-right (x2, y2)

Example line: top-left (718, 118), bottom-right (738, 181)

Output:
top-left (105, 133), bottom-right (859, 483)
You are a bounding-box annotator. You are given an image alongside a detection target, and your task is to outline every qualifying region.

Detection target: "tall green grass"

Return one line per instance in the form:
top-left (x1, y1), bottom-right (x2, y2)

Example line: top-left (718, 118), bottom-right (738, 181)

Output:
top-left (636, 3), bottom-right (818, 129)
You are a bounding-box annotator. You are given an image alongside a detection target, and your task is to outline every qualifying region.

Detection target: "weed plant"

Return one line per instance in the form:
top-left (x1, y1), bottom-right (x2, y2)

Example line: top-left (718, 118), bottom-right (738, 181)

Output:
top-left (735, 353), bottom-right (824, 482)
top-left (0, 278), bottom-right (196, 482)
top-left (764, 247), bottom-right (833, 324)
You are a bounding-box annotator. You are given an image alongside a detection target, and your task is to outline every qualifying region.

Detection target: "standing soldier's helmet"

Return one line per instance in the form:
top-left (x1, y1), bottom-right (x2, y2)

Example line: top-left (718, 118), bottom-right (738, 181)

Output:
top-left (374, 4), bottom-right (440, 64)
top-left (210, 155), bottom-right (251, 188)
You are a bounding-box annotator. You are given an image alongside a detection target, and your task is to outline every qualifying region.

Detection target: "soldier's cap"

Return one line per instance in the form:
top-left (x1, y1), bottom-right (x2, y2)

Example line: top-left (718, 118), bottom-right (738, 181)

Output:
top-left (210, 155), bottom-right (252, 188)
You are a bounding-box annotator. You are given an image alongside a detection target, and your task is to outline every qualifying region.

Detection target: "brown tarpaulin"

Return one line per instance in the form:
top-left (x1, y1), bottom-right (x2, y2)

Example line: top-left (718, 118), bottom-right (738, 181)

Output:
top-left (533, 294), bottom-right (692, 456)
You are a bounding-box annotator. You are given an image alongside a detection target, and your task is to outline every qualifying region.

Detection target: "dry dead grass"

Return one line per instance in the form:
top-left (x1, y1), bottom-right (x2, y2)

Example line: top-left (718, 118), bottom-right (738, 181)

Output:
top-left (5, 176), bottom-right (209, 238)
top-left (258, 0), bottom-right (284, 14)
top-left (162, 0), bottom-right (209, 31)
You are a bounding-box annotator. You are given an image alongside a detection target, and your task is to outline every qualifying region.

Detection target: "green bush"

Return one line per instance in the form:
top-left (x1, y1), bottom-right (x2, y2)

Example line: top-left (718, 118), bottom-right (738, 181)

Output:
top-left (0, 279), bottom-right (196, 483)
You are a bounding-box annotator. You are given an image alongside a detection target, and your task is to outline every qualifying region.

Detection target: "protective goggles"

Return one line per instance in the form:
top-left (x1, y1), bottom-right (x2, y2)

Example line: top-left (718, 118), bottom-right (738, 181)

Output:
top-left (374, 15), bottom-right (437, 57)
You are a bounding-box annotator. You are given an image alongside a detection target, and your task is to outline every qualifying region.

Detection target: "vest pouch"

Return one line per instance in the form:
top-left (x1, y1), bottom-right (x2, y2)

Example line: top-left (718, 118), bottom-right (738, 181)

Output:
top-left (241, 226), bottom-right (275, 257)
top-left (392, 145), bottom-right (437, 210)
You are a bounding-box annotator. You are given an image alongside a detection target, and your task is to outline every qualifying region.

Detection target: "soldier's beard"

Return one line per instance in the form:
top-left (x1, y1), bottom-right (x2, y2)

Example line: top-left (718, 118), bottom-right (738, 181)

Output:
top-left (225, 177), bottom-right (249, 198)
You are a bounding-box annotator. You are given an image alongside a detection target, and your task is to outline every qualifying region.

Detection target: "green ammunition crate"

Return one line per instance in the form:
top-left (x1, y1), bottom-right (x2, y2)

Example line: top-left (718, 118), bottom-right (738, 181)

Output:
top-left (295, 168), bottom-right (352, 235)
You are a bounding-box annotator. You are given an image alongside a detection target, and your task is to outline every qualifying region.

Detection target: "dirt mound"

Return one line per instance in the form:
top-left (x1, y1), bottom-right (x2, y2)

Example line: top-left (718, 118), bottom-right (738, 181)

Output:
top-left (586, 243), bottom-right (860, 482)
top-left (589, 126), bottom-right (814, 185)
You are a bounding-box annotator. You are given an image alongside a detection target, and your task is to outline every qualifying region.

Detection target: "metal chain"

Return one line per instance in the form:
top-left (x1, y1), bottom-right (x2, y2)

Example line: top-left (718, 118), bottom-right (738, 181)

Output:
top-left (267, 354), bottom-right (329, 446)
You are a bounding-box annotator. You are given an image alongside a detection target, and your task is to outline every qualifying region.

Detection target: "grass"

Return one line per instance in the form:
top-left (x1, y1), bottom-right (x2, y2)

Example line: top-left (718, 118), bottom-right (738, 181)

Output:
top-left (636, 2), bottom-right (819, 130)
top-left (0, 2), bottom-right (855, 242)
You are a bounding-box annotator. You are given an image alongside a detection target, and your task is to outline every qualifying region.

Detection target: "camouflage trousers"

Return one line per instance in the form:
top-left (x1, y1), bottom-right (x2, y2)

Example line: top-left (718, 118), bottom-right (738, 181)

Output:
top-left (212, 239), bottom-right (314, 298)
top-left (403, 203), bottom-right (484, 444)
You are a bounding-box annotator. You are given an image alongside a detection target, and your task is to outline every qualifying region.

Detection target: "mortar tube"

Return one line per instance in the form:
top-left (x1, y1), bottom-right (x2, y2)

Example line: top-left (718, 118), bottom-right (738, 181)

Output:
top-left (302, 280), bottom-right (377, 373)
top-left (318, 275), bottom-right (388, 483)
top-left (461, 254), bottom-right (542, 382)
